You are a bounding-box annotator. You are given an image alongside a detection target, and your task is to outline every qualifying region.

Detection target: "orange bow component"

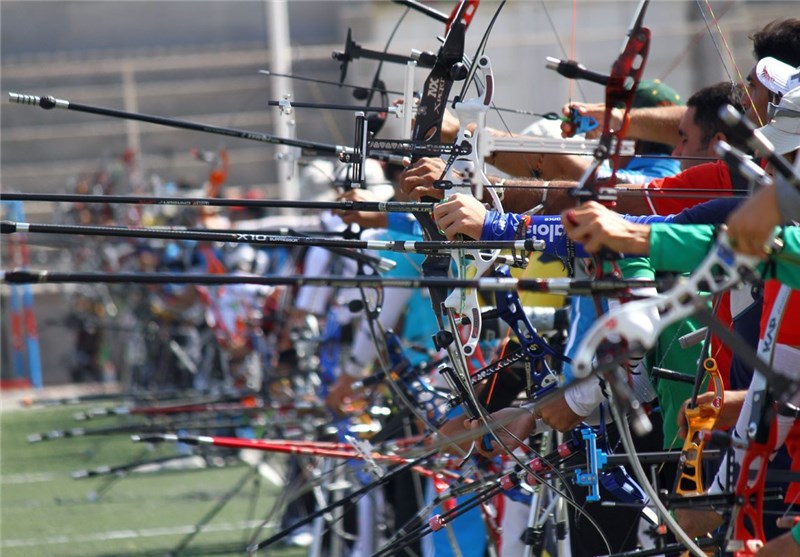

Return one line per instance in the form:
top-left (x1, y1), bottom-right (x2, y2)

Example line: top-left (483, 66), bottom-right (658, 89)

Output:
top-left (674, 358), bottom-right (724, 497)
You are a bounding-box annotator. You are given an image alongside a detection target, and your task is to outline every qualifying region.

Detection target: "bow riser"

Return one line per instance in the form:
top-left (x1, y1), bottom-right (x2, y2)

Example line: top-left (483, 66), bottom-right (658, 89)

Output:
top-left (674, 358), bottom-right (724, 497)
top-left (595, 26), bottom-right (651, 193)
top-left (728, 424), bottom-right (777, 556)
top-left (442, 56), bottom-right (503, 359)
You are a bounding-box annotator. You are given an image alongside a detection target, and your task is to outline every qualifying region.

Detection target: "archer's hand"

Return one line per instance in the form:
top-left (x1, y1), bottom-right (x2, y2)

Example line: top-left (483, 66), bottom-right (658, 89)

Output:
top-left (725, 186), bottom-right (781, 258)
top-left (400, 158), bottom-right (447, 201)
top-left (326, 374), bottom-right (358, 417)
top-left (674, 508), bottom-right (724, 539)
top-left (430, 415), bottom-right (477, 454)
top-left (534, 395), bottom-right (584, 432)
top-left (561, 202), bottom-right (651, 254)
top-left (465, 406), bottom-right (537, 458)
top-left (333, 189), bottom-right (389, 229)
top-left (755, 529), bottom-right (800, 557)
top-left (676, 390), bottom-right (747, 440)
top-left (441, 108), bottom-right (461, 144)
top-left (432, 193), bottom-right (487, 240)
top-left (561, 102), bottom-right (618, 139)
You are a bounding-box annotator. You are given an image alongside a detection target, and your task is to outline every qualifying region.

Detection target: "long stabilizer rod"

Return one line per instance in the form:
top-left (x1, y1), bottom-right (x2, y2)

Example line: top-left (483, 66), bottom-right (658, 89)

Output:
top-left (8, 92), bottom-right (349, 156)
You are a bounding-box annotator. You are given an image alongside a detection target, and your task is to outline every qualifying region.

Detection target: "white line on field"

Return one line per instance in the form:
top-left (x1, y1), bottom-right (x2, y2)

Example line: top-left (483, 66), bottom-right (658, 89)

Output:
top-left (0, 519), bottom-right (274, 548)
top-left (1, 472), bottom-right (63, 484)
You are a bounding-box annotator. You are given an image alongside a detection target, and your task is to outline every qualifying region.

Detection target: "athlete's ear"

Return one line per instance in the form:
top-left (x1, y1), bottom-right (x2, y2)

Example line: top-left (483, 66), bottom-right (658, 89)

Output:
top-left (708, 131), bottom-right (728, 151)
top-left (712, 131), bottom-right (727, 145)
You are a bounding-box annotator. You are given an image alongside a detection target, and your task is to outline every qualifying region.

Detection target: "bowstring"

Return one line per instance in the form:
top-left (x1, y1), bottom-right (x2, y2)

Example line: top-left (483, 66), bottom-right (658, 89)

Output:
top-left (696, 0), bottom-right (734, 83)
top-left (660, 1), bottom-right (736, 81)
top-left (696, 0), bottom-right (763, 126)
top-left (364, 6), bottom-right (411, 108)
top-left (568, 0), bottom-right (577, 105)
top-left (539, 0), bottom-right (589, 102)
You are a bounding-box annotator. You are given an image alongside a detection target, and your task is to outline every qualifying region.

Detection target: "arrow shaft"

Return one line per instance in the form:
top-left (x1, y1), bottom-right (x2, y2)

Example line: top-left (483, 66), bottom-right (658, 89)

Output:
top-left (0, 192), bottom-right (434, 213)
top-left (1, 269), bottom-right (669, 295)
top-left (1, 220), bottom-right (540, 253)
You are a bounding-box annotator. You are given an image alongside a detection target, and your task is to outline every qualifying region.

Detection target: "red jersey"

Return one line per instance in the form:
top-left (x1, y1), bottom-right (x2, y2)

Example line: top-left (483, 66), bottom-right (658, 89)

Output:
top-left (644, 160), bottom-right (733, 216)
top-left (643, 161), bottom-right (737, 388)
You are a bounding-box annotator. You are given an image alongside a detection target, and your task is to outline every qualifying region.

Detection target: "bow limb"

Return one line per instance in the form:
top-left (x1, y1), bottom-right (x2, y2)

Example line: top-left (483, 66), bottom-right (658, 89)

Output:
top-left (445, 0), bottom-right (479, 34)
top-left (442, 55), bottom-right (501, 359)
top-left (593, 1), bottom-right (650, 192)
top-left (407, 0), bottom-right (489, 424)
top-left (726, 371), bottom-right (777, 556)
top-left (722, 284), bottom-right (792, 555)
top-left (411, 1), bottom-right (468, 327)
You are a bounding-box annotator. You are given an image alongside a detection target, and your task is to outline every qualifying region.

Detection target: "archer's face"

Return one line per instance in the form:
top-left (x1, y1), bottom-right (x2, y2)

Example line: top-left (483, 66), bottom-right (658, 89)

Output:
top-left (743, 64), bottom-right (773, 127)
top-left (672, 107), bottom-right (714, 170)
top-left (765, 149), bottom-right (799, 176)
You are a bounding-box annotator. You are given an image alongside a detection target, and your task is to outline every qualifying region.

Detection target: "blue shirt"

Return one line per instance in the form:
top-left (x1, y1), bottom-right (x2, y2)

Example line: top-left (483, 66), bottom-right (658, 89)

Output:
top-left (597, 155), bottom-right (681, 185)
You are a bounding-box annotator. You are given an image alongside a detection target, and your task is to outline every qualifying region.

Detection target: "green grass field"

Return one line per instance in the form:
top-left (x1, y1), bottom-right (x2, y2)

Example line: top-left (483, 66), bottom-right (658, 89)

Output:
top-left (0, 400), bottom-right (309, 557)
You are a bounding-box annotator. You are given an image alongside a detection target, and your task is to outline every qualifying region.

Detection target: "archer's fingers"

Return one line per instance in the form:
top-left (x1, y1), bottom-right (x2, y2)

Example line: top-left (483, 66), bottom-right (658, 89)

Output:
top-left (402, 182), bottom-right (440, 201)
top-left (435, 214), bottom-right (461, 240)
top-left (563, 220), bottom-right (601, 252)
top-left (733, 235), bottom-right (769, 259)
top-left (404, 158), bottom-right (444, 176)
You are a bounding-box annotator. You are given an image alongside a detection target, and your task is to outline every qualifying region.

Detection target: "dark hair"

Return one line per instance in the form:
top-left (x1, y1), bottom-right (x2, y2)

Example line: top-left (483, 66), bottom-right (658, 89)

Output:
top-left (751, 19), bottom-right (800, 67)
top-left (636, 140), bottom-right (673, 156)
top-left (686, 82), bottom-right (744, 148)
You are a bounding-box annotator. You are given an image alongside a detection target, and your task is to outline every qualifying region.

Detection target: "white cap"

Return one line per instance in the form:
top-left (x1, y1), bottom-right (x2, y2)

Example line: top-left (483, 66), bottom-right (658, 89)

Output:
top-left (756, 57), bottom-right (800, 96)
top-left (757, 86), bottom-right (800, 155)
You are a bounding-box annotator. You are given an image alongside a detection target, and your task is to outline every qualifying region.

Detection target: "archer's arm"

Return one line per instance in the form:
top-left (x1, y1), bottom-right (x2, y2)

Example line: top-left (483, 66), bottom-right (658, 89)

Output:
top-left (563, 204), bottom-right (800, 288)
top-left (502, 178), bottom-right (651, 215)
top-left (756, 524), bottom-right (800, 557)
top-left (626, 106), bottom-right (685, 147)
top-left (401, 158), bottom-right (652, 214)
top-left (484, 129), bottom-right (590, 180)
top-left (567, 103), bottom-right (685, 147)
